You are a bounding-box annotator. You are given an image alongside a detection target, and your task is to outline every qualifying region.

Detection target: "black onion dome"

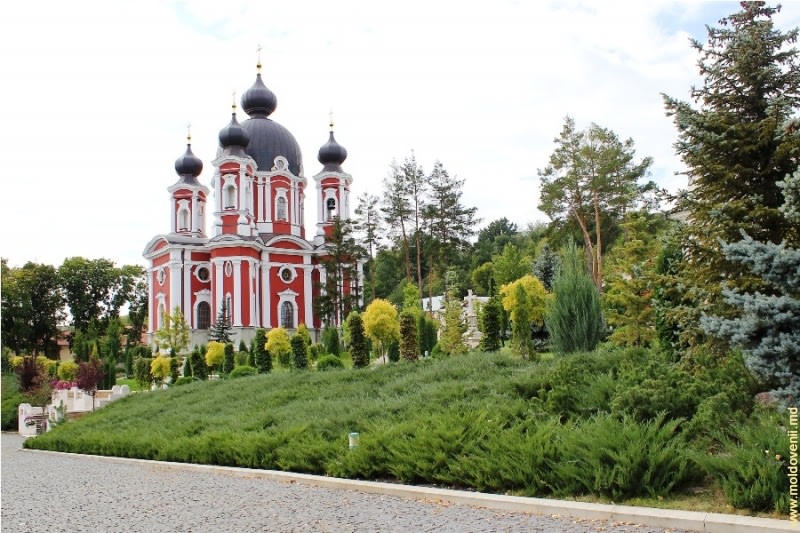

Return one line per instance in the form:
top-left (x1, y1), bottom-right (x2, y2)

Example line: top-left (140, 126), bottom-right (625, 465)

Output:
top-left (241, 117), bottom-right (304, 176)
top-left (174, 142), bottom-right (203, 182)
top-left (241, 73), bottom-right (277, 117)
top-left (218, 111), bottom-right (250, 149)
top-left (317, 130), bottom-right (348, 171)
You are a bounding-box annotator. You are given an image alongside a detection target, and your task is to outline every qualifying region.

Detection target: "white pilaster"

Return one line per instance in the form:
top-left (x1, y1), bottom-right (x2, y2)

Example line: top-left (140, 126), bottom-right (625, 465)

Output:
top-left (191, 193), bottom-right (199, 234)
top-left (183, 253), bottom-right (192, 325)
top-left (168, 251), bottom-right (182, 314)
top-left (303, 265), bottom-right (313, 328)
top-left (214, 260), bottom-right (223, 318)
top-left (233, 259), bottom-right (242, 327)
top-left (169, 196), bottom-right (176, 233)
top-left (262, 264), bottom-right (271, 328)
top-left (147, 267), bottom-right (154, 333)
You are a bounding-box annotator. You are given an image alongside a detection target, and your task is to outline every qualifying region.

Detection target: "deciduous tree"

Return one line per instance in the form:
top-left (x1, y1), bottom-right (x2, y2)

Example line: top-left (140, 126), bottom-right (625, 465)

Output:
top-left (362, 299), bottom-right (400, 363)
top-left (154, 306), bottom-right (190, 355)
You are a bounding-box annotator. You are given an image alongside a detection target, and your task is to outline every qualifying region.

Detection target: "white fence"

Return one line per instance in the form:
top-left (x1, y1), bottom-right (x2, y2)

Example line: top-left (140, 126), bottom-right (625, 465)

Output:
top-left (18, 385), bottom-right (131, 436)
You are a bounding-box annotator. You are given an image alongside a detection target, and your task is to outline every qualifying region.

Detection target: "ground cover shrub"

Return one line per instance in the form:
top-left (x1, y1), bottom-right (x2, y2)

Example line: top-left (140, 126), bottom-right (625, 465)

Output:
top-left (316, 354), bottom-right (345, 371)
top-left (228, 366), bottom-right (257, 379)
top-left (611, 348), bottom-right (755, 423)
top-left (692, 408), bottom-right (791, 513)
top-left (511, 348), bottom-right (621, 420)
top-left (549, 413), bottom-right (700, 500)
top-left (25, 350), bottom-right (781, 509)
top-left (173, 376), bottom-right (198, 386)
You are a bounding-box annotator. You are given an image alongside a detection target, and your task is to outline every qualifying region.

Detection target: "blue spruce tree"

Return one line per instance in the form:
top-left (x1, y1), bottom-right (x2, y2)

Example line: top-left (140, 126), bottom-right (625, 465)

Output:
top-left (702, 166), bottom-right (800, 406)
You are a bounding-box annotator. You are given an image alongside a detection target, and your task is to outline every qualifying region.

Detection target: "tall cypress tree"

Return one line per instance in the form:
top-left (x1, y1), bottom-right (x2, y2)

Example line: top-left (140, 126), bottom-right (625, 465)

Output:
top-left (545, 241), bottom-right (605, 354)
top-left (662, 3), bottom-right (800, 344)
top-left (252, 328), bottom-right (271, 374)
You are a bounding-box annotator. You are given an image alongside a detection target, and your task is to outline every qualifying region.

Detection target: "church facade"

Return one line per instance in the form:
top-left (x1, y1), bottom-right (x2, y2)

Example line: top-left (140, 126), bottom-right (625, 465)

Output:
top-left (143, 63), bottom-right (359, 348)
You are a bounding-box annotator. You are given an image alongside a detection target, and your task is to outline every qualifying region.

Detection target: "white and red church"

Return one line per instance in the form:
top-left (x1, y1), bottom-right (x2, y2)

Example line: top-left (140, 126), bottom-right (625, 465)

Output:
top-left (143, 62), bottom-right (361, 347)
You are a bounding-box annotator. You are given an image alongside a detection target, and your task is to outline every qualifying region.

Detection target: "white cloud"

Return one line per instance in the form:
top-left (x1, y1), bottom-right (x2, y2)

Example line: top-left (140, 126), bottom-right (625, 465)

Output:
top-left (2, 1), bottom-right (799, 268)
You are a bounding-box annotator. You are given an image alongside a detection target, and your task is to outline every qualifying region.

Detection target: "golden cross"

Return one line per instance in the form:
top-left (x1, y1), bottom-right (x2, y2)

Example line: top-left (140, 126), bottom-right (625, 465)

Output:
top-left (257, 44), bottom-right (262, 71)
top-left (187, 122), bottom-right (192, 142)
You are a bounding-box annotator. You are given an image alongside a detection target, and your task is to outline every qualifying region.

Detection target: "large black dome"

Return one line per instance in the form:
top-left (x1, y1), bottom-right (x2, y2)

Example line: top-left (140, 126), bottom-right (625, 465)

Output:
top-left (240, 117), bottom-right (303, 176)
top-left (235, 70), bottom-right (303, 176)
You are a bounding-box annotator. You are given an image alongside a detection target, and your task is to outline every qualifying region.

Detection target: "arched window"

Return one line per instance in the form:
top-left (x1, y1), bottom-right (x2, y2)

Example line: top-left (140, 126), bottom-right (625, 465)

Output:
top-left (197, 302), bottom-right (211, 329)
top-left (326, 198), bottom-right (337, 220)
top-left (178, 208), bottom-right (190, 231)
top-left (224, 185), bottom-right (236, 209)
top-left (158, 304), bottom-right (166, 329)
top-left (280, 301), bottom-right (294, 329)
top-left (277, 196), bottom-right (287, 221)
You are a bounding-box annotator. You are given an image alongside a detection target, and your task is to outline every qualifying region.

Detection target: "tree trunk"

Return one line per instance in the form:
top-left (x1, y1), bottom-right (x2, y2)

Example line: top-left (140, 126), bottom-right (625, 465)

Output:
top-left (592, 190), bottom-right (604, 291)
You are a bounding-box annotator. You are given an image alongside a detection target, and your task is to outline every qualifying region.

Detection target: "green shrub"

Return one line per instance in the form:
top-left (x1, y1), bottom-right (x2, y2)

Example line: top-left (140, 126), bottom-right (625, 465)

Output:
top-left (133, 357), bottom-right (153, 389)
top-left (316, 354), bottom-right (345, 371)
top-left (190, 347), bottom-right (207, 381)
top-left (291, 335), bottom-right (308, 369)
top-left (546, 241), bottom-right (605, 354)
top-left (1, 374), bottom-right (25, 431)
top-left (222, 343), bottom-right (235, 375)
top-left (309, 343), bottom-right (324, 362)
top-left (322, 326), bottom-right (340, 357)
top-left (611, 348), bottom-right (756, 423)
top-left (399, 311), bottom-right (418, 361)
top-left (692, 409), bottom-right (790, 513)
top-left (234, 351), bottom-right (249, 367)
top-left (252, 329), bottom-right (271, 374)
top-left (550, 413), bottom-right (699, 500)
top-left (174, 376), bottom-right (199, 386)
top-left (229, 366), bottom-right (258, 379)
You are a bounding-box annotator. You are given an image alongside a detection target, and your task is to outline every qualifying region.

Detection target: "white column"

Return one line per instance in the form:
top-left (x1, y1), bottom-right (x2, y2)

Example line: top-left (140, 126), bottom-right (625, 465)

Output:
top-left (168, 251), bottom-right (182, 314)
top-left (191, 192), bottom-right (199, 234)
top-left (339, 183), bottom-right (346, 218)
top-left (147, 267), bottom-right (154, 333)
top-left (183, 253), bottom-right (192, 327)
top-left (262, 263), bottom-right (271, 328)
top-left (248, 260), bottom-right (256, 327)
top-left (303, 265), bottom-right (313, 329)
top-left (253, 262), bottom-right (260, 327)
top-left (169, 196), bottom-right (176, 233)
top-left (233, 259), bottom-right (242, 327)
top-left (214, 260), bottom-right (223, 318)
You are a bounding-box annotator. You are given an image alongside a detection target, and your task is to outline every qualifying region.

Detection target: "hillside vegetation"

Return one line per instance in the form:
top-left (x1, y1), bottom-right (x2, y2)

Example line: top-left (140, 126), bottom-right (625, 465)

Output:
top-left (24, 349), bottom-right (790, 515)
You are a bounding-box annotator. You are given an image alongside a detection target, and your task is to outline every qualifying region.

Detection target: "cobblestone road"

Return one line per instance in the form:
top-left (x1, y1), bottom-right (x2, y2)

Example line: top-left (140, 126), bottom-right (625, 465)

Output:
top-left (1, 433), bottom-right (696, 533)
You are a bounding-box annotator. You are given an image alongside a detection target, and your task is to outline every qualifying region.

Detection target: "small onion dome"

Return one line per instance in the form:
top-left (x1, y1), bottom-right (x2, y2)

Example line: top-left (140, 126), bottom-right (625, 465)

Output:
top-left (241, 72), bottom-right (277, 117)
top-left (174, 142), bottom-right (203, 179)
top-left (219, 111), bottom-right (250, 149)
top-left (317, 130), bottom-right (348, 170)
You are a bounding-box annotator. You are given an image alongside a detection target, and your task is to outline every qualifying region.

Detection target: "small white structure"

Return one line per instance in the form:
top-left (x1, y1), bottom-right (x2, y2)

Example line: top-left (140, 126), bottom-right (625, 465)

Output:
top-left (421, 290), bottom-right (490, 348)
top-left (19, 385), bottom-right (131, 436)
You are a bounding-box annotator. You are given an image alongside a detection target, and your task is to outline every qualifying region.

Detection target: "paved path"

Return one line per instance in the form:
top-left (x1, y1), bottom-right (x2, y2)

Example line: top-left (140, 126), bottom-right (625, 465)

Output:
top-left (1, 433), bottom-right (694, 533)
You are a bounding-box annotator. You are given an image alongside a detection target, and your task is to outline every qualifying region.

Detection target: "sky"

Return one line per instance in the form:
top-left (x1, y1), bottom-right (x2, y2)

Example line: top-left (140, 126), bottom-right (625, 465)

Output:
top-left (2, 1), bottom-right (800, 270)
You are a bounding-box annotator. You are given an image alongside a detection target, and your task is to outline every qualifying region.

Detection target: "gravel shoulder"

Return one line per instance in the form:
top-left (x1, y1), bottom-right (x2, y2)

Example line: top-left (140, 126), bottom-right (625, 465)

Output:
top-left (1, 433), bottom-right (696, 533)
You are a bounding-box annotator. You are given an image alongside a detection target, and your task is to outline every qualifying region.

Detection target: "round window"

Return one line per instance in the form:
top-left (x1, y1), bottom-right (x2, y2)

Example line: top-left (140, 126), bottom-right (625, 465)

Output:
top-left (156, 268), bottom-right (165, 286)
top-left (196, 266), bottom-right (210, 282)
top-left (224, 261), bottom-right (233, 277)
top-left (280, 267), bottom-right (293, 282)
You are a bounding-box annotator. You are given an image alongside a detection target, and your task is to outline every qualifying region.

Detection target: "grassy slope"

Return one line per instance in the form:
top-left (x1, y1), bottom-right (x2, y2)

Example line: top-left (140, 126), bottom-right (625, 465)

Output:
top-left (21, 351), bottom-right (787, 517)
